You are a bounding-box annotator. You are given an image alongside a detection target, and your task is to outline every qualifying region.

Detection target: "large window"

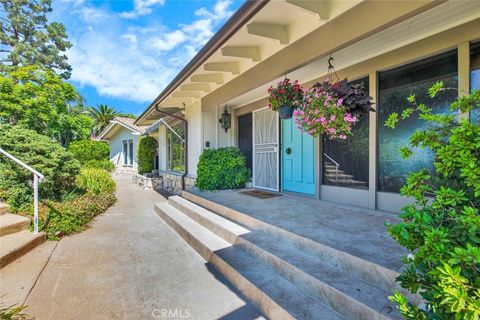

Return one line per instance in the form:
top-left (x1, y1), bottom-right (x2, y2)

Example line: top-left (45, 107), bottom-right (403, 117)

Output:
top-left (322, 77), bottom-right (369, 189)
top-left (167, 122), bottom-right (185, 172)
top-left (378, 50), bottom-right (458, 193)
top-left (122, 139), bottom-right (133, 166)
top-left (471, 42), bottom-right (480, 122)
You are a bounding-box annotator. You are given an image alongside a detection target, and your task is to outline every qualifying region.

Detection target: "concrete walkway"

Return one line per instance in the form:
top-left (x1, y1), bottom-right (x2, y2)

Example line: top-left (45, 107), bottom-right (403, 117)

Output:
top-left (23, 175), bottom-right (262, 320)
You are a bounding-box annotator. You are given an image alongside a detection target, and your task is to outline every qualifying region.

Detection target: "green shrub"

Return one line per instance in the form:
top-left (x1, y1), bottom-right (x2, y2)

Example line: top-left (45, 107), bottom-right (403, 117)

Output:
top-left (68, 140), bottom-right (110, 165)
top-left (385, 83), bottom-right (480, 319)
top-left (75, 168), bottom-right (115, 194)
top-left (196, 147), bottom-right (250, 191)
top-left (138, 136), bottom-right (158, 174)
top-left (83, 159), bottom-right (115, 172)
top-left (37, 192), bottom-right (116, 239)
top-left (0, 124), bottom-right (80, 210)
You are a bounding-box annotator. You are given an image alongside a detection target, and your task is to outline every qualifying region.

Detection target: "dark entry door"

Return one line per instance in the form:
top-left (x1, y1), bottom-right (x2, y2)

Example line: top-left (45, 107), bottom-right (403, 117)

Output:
top-left (238, 113), bottom-right (253, 170)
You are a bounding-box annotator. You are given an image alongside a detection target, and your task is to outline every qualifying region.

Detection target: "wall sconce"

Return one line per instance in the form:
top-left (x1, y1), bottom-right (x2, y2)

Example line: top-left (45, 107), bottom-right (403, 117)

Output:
top-left (219, 106), bottom-right (231, 132)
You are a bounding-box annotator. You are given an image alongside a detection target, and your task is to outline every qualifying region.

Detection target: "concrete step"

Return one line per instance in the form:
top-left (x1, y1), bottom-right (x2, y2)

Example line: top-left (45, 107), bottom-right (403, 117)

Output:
top-left (0, 203), bottom-right (9, 215)
top-left (0, 230), bottom-right (46, 268)
top-left (154, 202), bottom-right (343, 320)
top-left (0, 214), bottom-right (30, 236)
top-left (169, 196), bottom-right (399, 320)
top-left (181, 191), bottom-right (401, 294)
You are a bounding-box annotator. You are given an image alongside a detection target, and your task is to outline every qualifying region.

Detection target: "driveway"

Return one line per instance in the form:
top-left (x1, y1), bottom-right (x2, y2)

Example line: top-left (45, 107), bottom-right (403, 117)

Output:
top-left (24, 175), bottom-right (262, 320)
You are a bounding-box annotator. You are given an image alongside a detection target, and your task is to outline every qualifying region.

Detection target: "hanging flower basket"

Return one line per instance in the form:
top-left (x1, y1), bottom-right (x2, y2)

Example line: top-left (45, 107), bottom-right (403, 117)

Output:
top-left (268, 78), bottom-right (303, 119)
top-left (294, 79), bottom-right (372, 139)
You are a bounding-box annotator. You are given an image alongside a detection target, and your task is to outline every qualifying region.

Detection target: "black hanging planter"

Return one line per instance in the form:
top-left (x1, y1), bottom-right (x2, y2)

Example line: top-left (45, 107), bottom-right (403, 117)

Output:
top-left (278, 105), bottom-right (295, 119)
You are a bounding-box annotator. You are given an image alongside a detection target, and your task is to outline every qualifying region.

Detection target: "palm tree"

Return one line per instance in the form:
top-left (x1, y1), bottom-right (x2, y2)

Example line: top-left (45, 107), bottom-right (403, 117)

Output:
top-left (89, 104), bottom-right (120, 134)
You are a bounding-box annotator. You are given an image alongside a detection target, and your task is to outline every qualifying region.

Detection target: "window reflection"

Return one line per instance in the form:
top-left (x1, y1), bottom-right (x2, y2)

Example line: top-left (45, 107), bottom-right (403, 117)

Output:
top-left (378, 50), bottom-right (458, 193)
top-left (471, 42), bottom-right (480, 122)
top-left (322, 77), bottom-right (369, 189)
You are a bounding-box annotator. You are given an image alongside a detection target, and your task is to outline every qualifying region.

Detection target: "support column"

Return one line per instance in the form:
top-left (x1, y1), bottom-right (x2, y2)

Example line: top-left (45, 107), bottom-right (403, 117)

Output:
top-left (458, 41), bottom-right (470, 120)
top-left (368, 72), bottom-right (377, 210)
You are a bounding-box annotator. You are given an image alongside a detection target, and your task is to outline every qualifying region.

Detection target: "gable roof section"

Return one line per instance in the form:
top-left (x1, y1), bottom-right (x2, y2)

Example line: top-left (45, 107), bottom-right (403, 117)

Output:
top-left (97, 116), bottom-right (148, 141)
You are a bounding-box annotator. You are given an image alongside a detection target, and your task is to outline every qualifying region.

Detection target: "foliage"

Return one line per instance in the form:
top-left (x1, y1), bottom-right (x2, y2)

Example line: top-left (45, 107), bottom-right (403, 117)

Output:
top-left (89, 104), bottom-right (120, 135)
top-left (0, 124), bottom-right (80, 210)
top-left (75, 168), bottom-right (116, 195)
top-left (267, 78), bottom-right (303, 111)
top-left (36, 192), bottom-right (116, 239)
top-left (83, 159), bottom-right (115, 172)
top-left (0, 66), bottom-right (90, 146)
top-left (196, 147), bottom-right (250, 191)
top-left (384, 83), bottom-right (480, 320)
top-left (68, 139), bottom-right (110, 164)
top-left (0, 300), bottom-right (28, 320)
top-left (138, 136), bottom-right (158, 174)
top-left (332, 79), bottom-right (374, 116)
top-left (0, 0), bottom-right (72, 78)
top-left (295, 81), bottom-right (358, 139)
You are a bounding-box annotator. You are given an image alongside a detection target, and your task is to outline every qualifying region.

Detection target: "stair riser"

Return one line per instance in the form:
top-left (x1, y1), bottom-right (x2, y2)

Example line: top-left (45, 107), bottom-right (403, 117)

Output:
top-left (168, 199), bottom-right (239, 244)
top-left (182, 191), bottom-right (398, 293)
top-left (0, 220), bottom-right (30, 237)
top-left (235, 236), bottom-right (388, 320)
top-left (0, 234), bottom-right (45, 268)
top-left (153, 205), bottom-right (294, 320)
top-left (171, 196), bottom-right (390, 319)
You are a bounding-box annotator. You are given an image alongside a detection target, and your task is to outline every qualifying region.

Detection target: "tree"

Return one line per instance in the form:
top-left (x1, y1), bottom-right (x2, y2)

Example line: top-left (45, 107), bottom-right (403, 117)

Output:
top-left (0, 124), bottom-right (80, 210)
top-left (385, 83), bottom-right (480, 319)
top-left (89, 104), bottom-right (120, 135)
top-left (0, 65), bottom-right (91, 146)
top-left (137, 136), bottom-right (157, 174)
top-left (0, 0), bottom-right (72, 78)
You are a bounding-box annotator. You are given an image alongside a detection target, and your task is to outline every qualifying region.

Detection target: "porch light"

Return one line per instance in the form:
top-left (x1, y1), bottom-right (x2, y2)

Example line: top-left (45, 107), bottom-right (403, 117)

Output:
top-left (219, 106), bottom-right (231, 132)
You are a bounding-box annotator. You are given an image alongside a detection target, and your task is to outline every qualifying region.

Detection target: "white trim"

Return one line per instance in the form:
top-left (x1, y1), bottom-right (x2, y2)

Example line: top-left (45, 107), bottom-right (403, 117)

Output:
top-left (97, 120), bottom-right (143, 141)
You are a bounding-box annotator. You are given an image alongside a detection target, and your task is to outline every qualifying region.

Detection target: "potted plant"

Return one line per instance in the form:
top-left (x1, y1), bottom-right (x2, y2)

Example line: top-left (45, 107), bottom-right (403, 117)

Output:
top-left (267, 78), bottom-right (303, 119)
top-left (294, 79), bottom-right (372, 139)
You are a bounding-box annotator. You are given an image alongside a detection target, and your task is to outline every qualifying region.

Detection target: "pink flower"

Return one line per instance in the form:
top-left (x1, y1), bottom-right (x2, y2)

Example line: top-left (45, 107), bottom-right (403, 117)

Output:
top-left (330, 115), bottom-right (336, 122)
top-left (339, 134), bottom-right (347, 140)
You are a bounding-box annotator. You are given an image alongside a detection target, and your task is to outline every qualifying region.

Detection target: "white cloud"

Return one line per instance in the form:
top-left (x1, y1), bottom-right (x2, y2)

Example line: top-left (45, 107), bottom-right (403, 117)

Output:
top-left (119, 0), bottom-right (165, 19)
top-left (150, 30), bottom-right (186, 51)
top-left (57, 0), bottom-right (236, 103)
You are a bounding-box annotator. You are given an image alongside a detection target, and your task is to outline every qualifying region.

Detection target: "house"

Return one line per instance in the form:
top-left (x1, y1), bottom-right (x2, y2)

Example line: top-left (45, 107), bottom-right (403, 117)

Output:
top-left (97, 116), bottom-right (150, 173)
top-left (134, 0), bottom-right (480, 212)
top-left (129, 1), bottom-right (480, 318)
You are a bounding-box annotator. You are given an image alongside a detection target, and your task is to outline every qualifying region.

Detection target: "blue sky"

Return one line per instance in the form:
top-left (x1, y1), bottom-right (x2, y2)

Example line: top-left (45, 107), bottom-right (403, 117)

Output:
top-left (51, 0), bottom-right (244, 115)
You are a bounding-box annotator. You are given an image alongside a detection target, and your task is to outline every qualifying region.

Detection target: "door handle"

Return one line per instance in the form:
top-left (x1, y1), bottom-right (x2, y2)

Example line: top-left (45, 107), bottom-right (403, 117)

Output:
top-left (286, 147), bottom-right (292, 155)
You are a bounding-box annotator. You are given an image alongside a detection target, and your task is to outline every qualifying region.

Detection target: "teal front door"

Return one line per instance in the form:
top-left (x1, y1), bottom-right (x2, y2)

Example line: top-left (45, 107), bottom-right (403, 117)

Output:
top-left (281, 118), bottom-right (315, 195)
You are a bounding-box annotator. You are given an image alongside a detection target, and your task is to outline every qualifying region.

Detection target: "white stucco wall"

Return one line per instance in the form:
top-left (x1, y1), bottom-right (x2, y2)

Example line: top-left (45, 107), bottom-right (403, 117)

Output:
top-left (186, 102), bottom-right (203, 176)
top-left (108, 126), bottom-right (140, 172)
top-left (202, 108), bottom-right (216, 149)
top-left (158, 125), bottom-right (167, 171)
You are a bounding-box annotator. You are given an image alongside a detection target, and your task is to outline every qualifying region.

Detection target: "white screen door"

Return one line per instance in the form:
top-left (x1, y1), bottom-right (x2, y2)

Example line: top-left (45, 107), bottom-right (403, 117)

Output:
top-left (252, 107), bottom-right (279, 191)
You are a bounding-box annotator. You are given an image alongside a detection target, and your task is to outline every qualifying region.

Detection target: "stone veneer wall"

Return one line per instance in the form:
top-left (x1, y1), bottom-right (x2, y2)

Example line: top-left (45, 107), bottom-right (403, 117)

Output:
top-left (160, 171), bottom-right (196, 195)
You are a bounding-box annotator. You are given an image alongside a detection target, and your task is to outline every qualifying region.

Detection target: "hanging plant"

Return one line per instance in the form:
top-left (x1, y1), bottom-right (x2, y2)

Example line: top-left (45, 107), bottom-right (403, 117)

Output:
top-left (294, 57), bottom-right (373, 139)
top-left (267, 78), bottom-right (303, 119)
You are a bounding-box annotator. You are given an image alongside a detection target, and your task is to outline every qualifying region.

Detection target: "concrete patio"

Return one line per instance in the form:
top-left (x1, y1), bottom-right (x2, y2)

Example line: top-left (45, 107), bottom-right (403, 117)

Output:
top-left (189, 189), bottom-right (407, 272)
top-left (13, 176), bottom-right (262, 320)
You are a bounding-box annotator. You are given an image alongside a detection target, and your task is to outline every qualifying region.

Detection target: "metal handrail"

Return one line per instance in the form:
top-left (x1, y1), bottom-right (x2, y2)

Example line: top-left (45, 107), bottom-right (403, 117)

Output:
top-left (323, 153), bottom-right (340, 184)
top-left (0, 148), bottom-right (44, 234)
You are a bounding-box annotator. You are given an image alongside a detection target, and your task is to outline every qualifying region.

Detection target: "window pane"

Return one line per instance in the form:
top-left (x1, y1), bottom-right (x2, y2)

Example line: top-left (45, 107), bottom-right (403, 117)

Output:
top-left (322, 77), bottom-right (369, 189)
top-left (129, 140), bottom-right (133, 165)
top-left (123, 140), bottom-right (128, 165)
top-left (378, 50), bottom-right (458, 193)
top-left (471, 42), bottom-right (480, 122)
top-left (167, 122), bottom-right (185, 172)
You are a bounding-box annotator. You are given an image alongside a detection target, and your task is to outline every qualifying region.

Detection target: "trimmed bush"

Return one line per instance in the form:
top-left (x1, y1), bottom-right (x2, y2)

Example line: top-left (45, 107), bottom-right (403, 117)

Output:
top-left (0, 124), bottom-right (80, 210)
top-left (196, 147), bottom-right (250, 191)
top-left (83, 159), bottom-right (115, 172)
top-left (68, 140), bottom-right (110, 165)
top-left (38, 192), bottom-right (116, 239)
top-left (138, 136), bottom-right (158, 174)
top-left (75, 168), bottom-right (116, 194)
